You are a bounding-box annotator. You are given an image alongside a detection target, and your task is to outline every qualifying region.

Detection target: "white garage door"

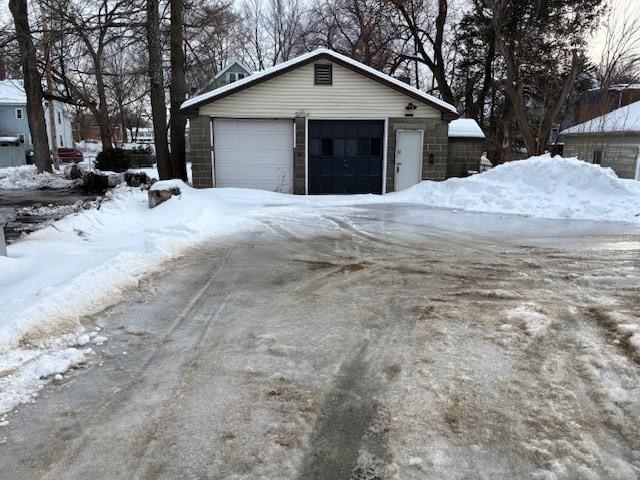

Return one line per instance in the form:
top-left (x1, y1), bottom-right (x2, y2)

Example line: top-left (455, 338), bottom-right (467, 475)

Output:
top-left (213, 119), bottom-right (294, 193)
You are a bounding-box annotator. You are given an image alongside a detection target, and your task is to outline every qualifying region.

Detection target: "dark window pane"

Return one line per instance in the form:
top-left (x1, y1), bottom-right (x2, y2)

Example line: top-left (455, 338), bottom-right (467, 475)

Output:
top-left (309, 138), bottom-right (321, 156)
top-left (321, 138), bottom-right (333, 156)
top-left (370, 138), bottom-right (381, 156)
top-left (345, 139), bottom-right (358, 156)
top-left (358, 138), bottom-right (369, 155)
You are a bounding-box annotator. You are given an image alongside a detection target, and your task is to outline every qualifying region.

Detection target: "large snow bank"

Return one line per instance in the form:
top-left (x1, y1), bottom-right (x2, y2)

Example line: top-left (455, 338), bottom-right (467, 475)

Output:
top-left (390, 155), bottom-right (640, 222)
top-left (0, 165), bottom-right (75, 190)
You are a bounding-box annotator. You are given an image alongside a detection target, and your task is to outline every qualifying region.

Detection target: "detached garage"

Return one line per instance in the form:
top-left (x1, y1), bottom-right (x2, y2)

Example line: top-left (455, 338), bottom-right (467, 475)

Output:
top-left (182, 48), bottom-right (458, 194)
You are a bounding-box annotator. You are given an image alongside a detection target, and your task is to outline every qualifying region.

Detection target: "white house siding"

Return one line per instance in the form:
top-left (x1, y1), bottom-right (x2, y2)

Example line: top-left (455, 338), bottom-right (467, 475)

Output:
top-left (199, 61), bottom-right (441, 120)
top-left (563, 134), bottom-right (640, 180)
top-left (45, 101), bottom-right (74, 149)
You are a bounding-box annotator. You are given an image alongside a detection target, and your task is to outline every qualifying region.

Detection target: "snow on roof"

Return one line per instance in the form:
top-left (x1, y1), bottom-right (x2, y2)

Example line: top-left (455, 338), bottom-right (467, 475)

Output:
top-left (561, 100), bottom-right (640, 135)
top-left (214, 60), bottom-right (253, 80)
top-left (182, 48), bottom-right (457, 114)
top-left (0, 79), bottom-right (26, 105)
top-left (448, 118), bottom-right (485, 138)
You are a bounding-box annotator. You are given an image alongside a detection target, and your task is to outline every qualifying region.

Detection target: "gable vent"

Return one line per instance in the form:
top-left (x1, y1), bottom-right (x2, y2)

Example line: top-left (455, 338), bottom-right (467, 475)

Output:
top-left (314, 64), bottom-right (333, 85)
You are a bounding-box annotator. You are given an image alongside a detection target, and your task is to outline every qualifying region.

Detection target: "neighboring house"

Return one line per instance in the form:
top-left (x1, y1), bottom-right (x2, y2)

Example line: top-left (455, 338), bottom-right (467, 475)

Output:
top-left (182, 48), bottom-right (458, 194)
top-left (131, 127), bottom-right (154, 144)
top-left (202, 60), bottom-right (253, 93)
top-left (0, 79), bottom-right (74, 168)
top-left (447, 118), bottom-right (486, 177)
top-left (560, 100), bottom-right (640, 180)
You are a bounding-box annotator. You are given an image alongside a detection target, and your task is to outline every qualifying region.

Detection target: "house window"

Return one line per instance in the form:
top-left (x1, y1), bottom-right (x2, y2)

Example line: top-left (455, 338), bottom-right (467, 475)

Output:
top-left (593, 149), bottom-right (603, 165)
top-left (228, 72), bottom-right (237, 83)
top-left (18, 134), bottom-right (25, 144)
top-left (314, 64), bottom-right (332, 85)
top-left (57, 111), bottom-right (61, 124)
top-left (16, 108), bottom-right (23, 119)
top-left (238, 72), bottom-right (246, 80)
top-left (59, 135), bottom-right (64, 147)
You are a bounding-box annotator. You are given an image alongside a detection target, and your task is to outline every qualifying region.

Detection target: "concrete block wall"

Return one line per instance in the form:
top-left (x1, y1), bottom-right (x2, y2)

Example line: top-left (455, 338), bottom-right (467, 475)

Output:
top-left (294, 117), bottom-right (306, 194)
top-left (387, 117), bottom-right (448, 192)
top-left (189, 116), bottom-right (213, 188)
top-left (447, 138), bottom-right (484, 178)
top-left (190, 115), bottom-right (452, 192)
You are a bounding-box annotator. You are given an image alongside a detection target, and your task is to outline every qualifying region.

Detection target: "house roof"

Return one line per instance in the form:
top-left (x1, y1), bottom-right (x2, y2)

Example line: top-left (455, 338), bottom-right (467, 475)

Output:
top-left (448, 118), bottom-right (485, 138)
top-left (0, 79), bottom-right (26, 105)
top-left (213, 60), bottom-right (253, 80)
top-left (182, 48), bottom-right (458, 117)
top-left (561, 100), bottom-right (640, 135)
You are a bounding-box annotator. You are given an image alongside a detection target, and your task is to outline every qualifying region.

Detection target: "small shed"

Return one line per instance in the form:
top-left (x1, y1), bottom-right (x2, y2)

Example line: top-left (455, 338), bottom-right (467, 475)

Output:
top-left (446, 119), bottom-right (486, 177)
top-left (561, 100), bottom-right (640, 180)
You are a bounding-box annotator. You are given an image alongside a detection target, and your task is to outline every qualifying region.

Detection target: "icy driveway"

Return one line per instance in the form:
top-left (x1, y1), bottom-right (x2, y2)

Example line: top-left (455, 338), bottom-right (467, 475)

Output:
top-left (1, 204), bottom-right (639, 479)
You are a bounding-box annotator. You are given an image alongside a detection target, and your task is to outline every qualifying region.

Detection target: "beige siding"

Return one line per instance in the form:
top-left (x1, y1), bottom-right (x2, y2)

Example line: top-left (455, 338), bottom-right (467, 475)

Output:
top-left (563, 134), bottom-right (640, 179)
top-left (199, 61), bottom-right (441, 119)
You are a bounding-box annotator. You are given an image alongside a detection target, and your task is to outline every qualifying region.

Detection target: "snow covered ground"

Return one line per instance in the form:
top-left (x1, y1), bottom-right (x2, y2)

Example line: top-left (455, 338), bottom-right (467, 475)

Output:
top-left (0, 165), bottom-right (77, 190)
top-left (0, 203), bottom-right (638, 478)
top-left (0, 155), bottom-right (639, 417)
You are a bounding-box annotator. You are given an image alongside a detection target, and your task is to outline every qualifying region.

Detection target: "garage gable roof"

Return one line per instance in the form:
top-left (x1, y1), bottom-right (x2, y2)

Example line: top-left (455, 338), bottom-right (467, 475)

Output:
top-left (181, 49), bottom-right (458, 117)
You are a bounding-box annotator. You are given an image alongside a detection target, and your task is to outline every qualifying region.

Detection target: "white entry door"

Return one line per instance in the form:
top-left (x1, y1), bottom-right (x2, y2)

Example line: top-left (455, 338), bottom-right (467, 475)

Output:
top-left (213, 119), bottom-right (294, 193)
top-left (395, 130), bottom-right (423, 191)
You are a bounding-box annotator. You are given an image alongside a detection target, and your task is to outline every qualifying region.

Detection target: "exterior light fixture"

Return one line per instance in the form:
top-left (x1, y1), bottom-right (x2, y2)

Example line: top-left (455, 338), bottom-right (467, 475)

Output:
top-left (405, 102), bottom-right (417, 117)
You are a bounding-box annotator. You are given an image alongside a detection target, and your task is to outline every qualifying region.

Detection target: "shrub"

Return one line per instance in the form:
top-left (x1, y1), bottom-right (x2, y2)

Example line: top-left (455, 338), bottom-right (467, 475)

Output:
top-left (96, 147), bottom-right (132, 173)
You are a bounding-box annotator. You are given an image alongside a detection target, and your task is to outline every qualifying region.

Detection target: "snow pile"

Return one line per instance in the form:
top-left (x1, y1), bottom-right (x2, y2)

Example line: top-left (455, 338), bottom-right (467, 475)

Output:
top-left (392, 155), bottom-right (640, 222)
top-left (0, 165), bottom-right (75, 190)
top-left (0, 183), bottom-right (268, 414)
top-left (0, 183), bottom-right (261, 352)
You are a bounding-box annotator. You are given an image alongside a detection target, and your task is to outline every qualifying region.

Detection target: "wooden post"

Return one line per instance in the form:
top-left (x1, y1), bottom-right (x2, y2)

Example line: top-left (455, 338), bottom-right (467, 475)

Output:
top-left (0, 213), bottom-right (7, 257)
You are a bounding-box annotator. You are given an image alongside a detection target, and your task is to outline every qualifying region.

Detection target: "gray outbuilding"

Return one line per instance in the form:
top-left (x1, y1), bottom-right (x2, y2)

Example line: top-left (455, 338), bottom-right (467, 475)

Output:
top-left (446, 119), bottom-right (486, 177)
top-left (561, 100), bottom-right (640, 180)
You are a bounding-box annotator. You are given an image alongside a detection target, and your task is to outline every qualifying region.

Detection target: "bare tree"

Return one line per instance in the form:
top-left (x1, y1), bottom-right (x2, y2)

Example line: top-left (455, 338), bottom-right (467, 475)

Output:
top-left (305, 0), bottom-right (403, 72)
top-left (170, 0), bottom-right (188, 180)
top-left (147, 0), bottom-right (171, 179)
top-left (597, 5), bottom-right (640, 90)
top-left (488, 0), bottom-right (603, 155)
top-left (391, 0), bottom-right (455, 103)
top-left (43, 0), bottom-right (144, 151)
top-left (9, 0), bottom-right (52, 173)
top-left (184, 0), bottom-right (240, 92)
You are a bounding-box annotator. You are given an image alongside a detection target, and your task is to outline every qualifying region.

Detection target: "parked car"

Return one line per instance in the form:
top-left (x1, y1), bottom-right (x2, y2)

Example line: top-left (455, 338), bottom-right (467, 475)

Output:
top-left (57, 148), bottom-right (84, 163)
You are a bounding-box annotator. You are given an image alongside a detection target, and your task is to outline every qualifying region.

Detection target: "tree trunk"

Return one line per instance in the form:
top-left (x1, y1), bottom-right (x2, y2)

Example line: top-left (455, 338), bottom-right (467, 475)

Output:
top-left (94, 60), bottom-right (113, 151)
top-left (169, 0), bottom-right (188, 181)
top-left (147, 0), bottom-right (171, 179)
top-left (9, 0), bottom-right (52, 173)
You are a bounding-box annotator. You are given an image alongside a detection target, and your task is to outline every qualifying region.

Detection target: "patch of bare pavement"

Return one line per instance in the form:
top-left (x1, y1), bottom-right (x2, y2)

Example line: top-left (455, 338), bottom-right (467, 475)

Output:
top-left (0, 205), bottom-right (639, 479)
